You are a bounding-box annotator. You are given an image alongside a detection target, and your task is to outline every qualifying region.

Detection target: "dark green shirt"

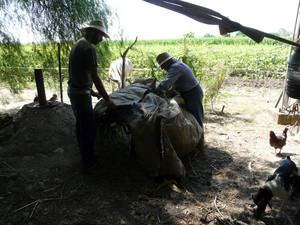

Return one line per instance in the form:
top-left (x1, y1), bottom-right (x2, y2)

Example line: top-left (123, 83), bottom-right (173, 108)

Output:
top-left (68, 38), bottom-right (98, 90)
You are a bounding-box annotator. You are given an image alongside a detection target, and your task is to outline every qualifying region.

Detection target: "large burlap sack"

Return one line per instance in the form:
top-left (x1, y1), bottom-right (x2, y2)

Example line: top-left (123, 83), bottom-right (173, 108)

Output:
top-left (164, 100), bottom-right (203, 158)
top-left (159, 120), bottom-right (186, 178)
top-left (94, 79), bottom-right (203, 178)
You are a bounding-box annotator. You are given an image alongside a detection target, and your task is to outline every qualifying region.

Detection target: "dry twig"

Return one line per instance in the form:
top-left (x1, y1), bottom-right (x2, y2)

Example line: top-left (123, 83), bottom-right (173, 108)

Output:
top-left (13, 198), bottom-right (60, 214)
top-left (213, 196), bottom-right (224, 219)
top-left (25, 201), bottom-right (39, 225)
top-left (120, 37), bottom-right (138, 88)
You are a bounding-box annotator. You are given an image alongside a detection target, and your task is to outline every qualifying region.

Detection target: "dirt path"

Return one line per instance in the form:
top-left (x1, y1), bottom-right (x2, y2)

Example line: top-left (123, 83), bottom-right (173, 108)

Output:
top-left (1, 78), bottom-right (300, 225)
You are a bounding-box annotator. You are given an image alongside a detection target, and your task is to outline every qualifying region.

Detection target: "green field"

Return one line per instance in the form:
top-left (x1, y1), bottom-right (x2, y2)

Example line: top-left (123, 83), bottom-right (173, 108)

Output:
top-left (121, 37), bottom-right (290, 80)
top-left (0, 36), bottom-right (291, 95)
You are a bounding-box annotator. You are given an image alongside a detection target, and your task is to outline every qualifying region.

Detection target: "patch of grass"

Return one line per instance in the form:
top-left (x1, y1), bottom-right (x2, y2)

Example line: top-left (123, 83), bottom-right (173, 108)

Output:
top-left (218, 92), bottom-right (236, 98)
top-left (203, 63), bottom-right (228, 109)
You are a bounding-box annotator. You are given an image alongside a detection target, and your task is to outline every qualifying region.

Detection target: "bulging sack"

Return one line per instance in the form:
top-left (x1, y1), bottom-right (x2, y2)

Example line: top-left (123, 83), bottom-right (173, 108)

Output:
top-left (94, 79), bottom-right (203, 178)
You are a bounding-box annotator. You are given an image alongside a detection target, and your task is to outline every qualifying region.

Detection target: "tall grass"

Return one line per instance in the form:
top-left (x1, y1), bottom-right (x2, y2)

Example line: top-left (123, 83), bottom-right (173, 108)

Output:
top-left (203, 64), bottom-right (228, 109)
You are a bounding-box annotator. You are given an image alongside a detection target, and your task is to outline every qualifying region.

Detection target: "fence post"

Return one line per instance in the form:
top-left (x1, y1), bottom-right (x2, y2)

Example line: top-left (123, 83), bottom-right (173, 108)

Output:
top-left (34, 69), bottom-right (47, 106)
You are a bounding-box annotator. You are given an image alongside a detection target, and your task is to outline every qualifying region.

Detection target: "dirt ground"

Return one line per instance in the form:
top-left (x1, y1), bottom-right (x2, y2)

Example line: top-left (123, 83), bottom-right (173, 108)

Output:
top-left (1, 77), bottom-right (300, 225)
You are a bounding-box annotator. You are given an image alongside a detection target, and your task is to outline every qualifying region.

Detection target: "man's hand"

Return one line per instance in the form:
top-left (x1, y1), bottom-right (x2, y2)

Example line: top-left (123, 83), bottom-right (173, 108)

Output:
top-left (91, 90), bottom-right (102, 99)
top-left (152, 86), bottom-right (163, 95)
top-left (105, 98), bottom-right (116, 109)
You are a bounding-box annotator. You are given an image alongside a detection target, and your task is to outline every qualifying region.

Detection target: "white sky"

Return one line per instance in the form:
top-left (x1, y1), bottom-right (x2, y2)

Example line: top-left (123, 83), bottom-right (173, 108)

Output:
top-left (15, 0), bottom-right (300, 42)
top-left (107, 0), bottom-right (300, 40)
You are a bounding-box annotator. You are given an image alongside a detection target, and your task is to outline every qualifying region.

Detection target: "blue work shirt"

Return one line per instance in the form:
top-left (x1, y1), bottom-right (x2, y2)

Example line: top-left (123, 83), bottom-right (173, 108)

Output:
top-left (158, 60), bottom-right (199, 93)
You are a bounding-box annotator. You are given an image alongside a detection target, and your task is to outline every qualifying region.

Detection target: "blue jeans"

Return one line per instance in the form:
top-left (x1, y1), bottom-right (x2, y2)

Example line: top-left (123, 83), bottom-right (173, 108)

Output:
top-left (181, 84), bottom-right (204, 131)
top-left (68, 93), bottom-right (96, 167)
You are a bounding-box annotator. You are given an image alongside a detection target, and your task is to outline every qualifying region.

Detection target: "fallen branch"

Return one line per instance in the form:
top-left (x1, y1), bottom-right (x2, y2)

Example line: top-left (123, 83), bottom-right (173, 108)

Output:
top-left (25, 201), bottom-right (39, 225)
top-left (13, 201), bottom-right (37, 214)
top-left (13, 197), bottom-right (61, 214)
top-left (213, 196), bottom-right (224, 219)
top-left (120, 37), bottom-right (138, 88)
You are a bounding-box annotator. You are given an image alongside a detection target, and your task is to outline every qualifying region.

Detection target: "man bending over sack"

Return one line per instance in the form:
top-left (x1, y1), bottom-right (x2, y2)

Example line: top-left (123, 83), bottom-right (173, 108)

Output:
top-left (156, 52), bottom-right (204, 142)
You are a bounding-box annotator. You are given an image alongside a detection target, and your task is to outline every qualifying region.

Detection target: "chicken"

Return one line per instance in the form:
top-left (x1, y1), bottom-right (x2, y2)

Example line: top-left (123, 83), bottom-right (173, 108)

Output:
top-left (49, 94), bottom-right (57, 102)
top-left (269, 127), bottom-right (288, 155)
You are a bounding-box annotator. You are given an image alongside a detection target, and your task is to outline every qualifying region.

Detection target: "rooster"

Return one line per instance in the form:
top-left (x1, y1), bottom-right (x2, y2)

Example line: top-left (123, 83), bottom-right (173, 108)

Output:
top-left (269, 127), bottom-right (288, 155)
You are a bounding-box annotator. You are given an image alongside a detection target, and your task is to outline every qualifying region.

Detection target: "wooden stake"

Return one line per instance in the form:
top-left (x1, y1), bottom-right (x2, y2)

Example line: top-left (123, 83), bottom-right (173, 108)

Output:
top-left (34, 69), bottom-right (47, 106)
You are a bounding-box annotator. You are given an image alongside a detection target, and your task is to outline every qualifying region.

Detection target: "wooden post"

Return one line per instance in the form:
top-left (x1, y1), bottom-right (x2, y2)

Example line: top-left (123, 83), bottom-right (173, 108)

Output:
top-left (58, 43), bottom-right (64, 103)
top-left (34, 69), bottom-right (47, 106)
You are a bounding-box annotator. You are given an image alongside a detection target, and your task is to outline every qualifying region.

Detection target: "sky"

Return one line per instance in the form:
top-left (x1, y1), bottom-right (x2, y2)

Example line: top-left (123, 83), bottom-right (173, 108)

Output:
top-left (13, 0), bottom-right (300, 43)
top-left (106, 0), bottom-right (300, 40)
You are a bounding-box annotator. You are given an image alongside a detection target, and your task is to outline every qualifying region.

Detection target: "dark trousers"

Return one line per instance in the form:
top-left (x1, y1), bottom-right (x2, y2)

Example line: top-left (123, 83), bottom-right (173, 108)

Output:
top-left (68, 93), bottom-right (96, 167)
top-left (181, 84), bottom-right (204, 131)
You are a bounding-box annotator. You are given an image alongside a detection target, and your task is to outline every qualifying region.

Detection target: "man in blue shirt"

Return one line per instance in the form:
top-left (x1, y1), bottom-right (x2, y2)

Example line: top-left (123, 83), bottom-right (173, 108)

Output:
top-left (156, 52), bottom-right (204, 135)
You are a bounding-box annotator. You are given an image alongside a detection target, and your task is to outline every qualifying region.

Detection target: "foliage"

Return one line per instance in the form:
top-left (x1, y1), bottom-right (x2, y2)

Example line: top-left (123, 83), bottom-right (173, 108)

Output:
top-left (0, 0), bottom-right (113, 42)
top-left (0, 36), bottom-right (291, 97)
top-left (235, 31), bottom-right (246, 37)
top-left (203, 64), bottom-right (228, 109)
top-left (183, 32), bottom-right (196, 39)
top-left (0, 0), bottom-right (114, 92)
top-left (131, 36), bottom-right (288, 46)
top-left (0, 42), bottom-right (30, 93)
top-left (203, 33), bottom-right (215, 38)
top-left (276, 28), bottom-right (292, 37)
top-left (124, 37), bottom-right (289, 80)
top-left (179, 35), bottom-right (205, 81)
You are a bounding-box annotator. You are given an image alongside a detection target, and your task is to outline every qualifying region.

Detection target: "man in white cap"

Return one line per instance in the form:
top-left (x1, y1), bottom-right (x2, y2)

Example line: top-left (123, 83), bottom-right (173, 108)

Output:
top-left (156, 52), bottom-right (204, 143)
top-left (68, 20), bottom-right (115, 174)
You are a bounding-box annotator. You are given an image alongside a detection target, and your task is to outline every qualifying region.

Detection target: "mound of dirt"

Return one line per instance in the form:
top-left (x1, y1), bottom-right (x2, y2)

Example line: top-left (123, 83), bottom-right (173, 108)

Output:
top-left (0, 102), bottom-right (77, 156)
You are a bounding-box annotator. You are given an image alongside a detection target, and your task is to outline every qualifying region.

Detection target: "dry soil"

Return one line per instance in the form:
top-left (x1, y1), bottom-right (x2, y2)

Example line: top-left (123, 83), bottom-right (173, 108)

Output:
top-left (0, 77), bottom-right (300, 225)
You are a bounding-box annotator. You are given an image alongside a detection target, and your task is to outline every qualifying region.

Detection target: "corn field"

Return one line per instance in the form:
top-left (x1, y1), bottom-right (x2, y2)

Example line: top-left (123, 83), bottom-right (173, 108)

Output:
top-left (0, 37), bottom-right (291, 101)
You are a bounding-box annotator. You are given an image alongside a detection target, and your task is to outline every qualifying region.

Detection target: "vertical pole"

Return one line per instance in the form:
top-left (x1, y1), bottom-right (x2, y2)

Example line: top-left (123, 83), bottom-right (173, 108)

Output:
top-left (34, 69), bottom-right (47, 106)
top-left (58, 43), bottom-right (64, 103)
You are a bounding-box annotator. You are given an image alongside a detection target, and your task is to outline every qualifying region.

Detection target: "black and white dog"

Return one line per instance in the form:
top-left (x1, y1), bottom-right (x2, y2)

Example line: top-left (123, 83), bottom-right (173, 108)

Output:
top-left (252, 156), bottom-right (300, 217)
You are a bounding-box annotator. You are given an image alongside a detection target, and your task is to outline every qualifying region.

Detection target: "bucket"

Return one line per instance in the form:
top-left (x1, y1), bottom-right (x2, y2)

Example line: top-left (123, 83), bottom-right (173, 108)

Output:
top-left (287, 48), bottom-right (300, 99)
